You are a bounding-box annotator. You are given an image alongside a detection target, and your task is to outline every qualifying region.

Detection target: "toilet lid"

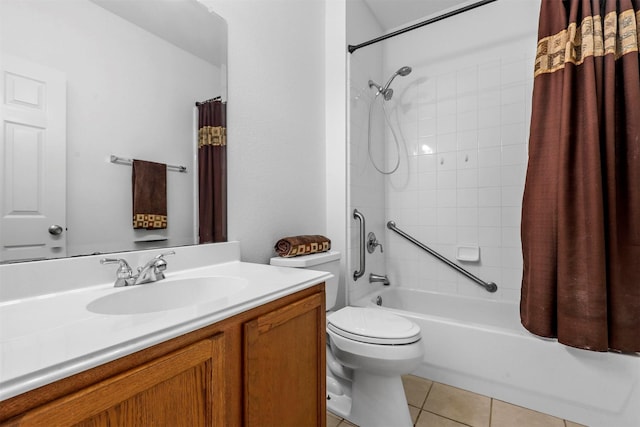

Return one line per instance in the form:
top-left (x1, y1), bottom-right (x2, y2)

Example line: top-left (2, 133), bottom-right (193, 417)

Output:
top-left (327, 307), bottom-right (421, 345)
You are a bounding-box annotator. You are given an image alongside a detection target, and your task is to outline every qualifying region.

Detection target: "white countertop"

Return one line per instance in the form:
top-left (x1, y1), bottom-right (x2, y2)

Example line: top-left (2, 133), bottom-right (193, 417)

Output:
top-left (0, 243), bottom-right (330, 401)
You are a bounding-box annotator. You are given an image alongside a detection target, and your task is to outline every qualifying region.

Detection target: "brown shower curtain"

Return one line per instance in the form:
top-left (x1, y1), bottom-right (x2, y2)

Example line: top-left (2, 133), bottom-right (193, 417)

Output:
top-left (198, 97), bottom-right (227, 243)
top-left (521, 0), bottom-right (640, 352)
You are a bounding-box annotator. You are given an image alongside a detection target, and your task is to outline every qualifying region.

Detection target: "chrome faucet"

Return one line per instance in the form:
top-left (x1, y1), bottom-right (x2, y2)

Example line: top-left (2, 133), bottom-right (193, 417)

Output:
top-left (369, 273), bottom-right (390, 286)
top-left (101, 251), bottom-right (175, 287)
top-left (134, 251), bottom-right (175, 285)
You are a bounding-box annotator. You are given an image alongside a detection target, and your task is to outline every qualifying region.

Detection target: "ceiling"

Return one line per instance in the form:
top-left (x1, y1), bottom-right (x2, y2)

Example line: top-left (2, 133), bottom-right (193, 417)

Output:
top-left (362, 0), bottom-right (474, 32)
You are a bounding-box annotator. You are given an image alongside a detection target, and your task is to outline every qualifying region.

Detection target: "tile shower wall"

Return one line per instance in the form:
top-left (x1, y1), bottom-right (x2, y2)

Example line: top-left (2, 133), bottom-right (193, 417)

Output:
top-left (352, 0), bottom-right (541, 303)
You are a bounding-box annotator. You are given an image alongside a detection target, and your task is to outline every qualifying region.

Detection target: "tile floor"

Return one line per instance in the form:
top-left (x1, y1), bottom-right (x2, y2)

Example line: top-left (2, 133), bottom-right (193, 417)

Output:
top-left (326, 375), bottom-right (588, 427)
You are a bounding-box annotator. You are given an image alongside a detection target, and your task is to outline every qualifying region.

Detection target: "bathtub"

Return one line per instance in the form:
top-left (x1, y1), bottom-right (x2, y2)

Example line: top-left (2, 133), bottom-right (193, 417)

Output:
top-left (357, 287), bottom-right (640, 427)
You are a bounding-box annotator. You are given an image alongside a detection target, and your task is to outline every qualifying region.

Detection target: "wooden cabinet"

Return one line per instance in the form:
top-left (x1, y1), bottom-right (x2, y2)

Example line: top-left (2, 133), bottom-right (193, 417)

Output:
top-left (244, 292), bottom-right (326, 427)
top-left (0, 284), bottom-right (325, 427)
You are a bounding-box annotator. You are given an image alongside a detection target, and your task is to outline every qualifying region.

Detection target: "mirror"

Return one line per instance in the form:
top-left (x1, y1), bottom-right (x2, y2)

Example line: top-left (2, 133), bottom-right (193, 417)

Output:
top-left (0, 0), bottom-right (227, 263)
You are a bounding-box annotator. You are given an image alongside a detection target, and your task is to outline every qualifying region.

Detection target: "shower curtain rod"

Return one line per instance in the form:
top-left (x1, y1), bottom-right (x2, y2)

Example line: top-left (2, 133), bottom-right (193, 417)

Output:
top-left (348, 0), bottom-right (498, 54)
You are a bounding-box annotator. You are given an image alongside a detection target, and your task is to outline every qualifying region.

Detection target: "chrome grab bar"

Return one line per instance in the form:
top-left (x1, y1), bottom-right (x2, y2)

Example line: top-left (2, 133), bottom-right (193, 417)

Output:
top-left (387, 221), bottom-right (498, 293)
top-left (353, 209), bottom-right (366, 281)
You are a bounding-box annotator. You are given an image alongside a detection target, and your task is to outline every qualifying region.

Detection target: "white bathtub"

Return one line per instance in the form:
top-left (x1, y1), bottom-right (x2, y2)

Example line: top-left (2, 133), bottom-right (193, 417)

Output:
top-left (357, 287), bottom-right (640, 427)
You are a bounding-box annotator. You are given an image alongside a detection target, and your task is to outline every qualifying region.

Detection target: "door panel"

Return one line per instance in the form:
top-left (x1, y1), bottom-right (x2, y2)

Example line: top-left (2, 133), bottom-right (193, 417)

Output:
top-left (0, 55), bottom-right (66, 262)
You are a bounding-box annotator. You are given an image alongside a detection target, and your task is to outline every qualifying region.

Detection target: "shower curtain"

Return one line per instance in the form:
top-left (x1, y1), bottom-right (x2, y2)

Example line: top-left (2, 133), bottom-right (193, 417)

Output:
top-left (521, 0), bottom-right (640, 352)
top-left (197, 97), bottom-right (227, 243)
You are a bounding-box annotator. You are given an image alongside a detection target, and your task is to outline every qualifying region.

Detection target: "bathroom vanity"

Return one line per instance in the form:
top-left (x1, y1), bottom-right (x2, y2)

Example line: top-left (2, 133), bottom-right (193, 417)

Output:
top-left (0, 243), bottom-right (328, 426)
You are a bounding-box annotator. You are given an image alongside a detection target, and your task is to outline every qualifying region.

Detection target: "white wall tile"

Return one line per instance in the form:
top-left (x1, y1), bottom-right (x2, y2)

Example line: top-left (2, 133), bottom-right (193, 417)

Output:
top-left (478, 126), bottom-right (501, 148)
top-left (457, 130), bottom-right (478, 150)
top-left (438, 98), bottom-right (457, 116)
top-left (458, 110), bottom-right (478, 132)
top-left (479, 106), bottom-right (500, 128)
top-left (502, 144), bottom-right (527, 165)
top-left (437, 133), bottom-right (457, 153)
top-left (437, 151), bottom-right (457, 171)
top-left (457, 94), bottom-right (478, 113)
top-left (479, 227), bottom-right (502, 247)
top-left (479, 187), bottom-right (501, 207)
top-left (457, 188), bottom-right (478, 207)
top-left (501, 186), bottom-right (523, 207)
top-left (457, 67), bottom-right (478, 95)
top-left (437, 170), bottom-right (457, 188)
top-left (457, 207), bottom-right (479, 227)
top-left (501, 102), bottom-right (525, 125)
top-left (479, 166), bottom-right (501, 187)
top-left (437, 114), bottom-right (457, 135)
top-left (437, 226), bottom-right (457, 245)
top-left (457, 226), bottom-right (478, 244)
top-left (479, 207), bottom-right (501, 227)
top-left (479, 147), bottom-right (502, 168)
top-left (437, 188), bottom-right (457, 207)
top-left (478, 60), bottom-right (501, 90)
top-left (501, 123), bottom-right (526, 146)
top-left (437, 207), bottom-right (457, 226)
top-left (457, 169), bottom-right (478, 189)
top-left (479, 88), bottom-right (501, 109)
top-left (457, 149), bottom-right (477, 169)
top-left (501, 83), bottom-right (526, 105)
top-left (437, 74), bottom-right (456, 100)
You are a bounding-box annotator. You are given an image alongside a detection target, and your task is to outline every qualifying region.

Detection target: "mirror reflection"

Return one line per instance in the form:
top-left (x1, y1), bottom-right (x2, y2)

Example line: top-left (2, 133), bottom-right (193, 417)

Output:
top-left (0, 0), bottom-right (227, 263)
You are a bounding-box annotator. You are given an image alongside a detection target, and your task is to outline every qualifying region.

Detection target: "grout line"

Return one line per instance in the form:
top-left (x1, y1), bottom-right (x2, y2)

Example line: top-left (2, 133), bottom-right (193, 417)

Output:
top-left (421, 380), bottom-right (434, 409)
top-left (421, 408), bottom-right (473, 427)
top-left (489, 398), bottom-right (494, 427)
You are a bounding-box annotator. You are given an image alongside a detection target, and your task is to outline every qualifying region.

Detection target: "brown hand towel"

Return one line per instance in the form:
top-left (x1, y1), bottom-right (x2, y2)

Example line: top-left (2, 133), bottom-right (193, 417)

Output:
top-left (275, 235), bottom-right (331, 257)
top-left (132, 159), bottom-right (167, 230)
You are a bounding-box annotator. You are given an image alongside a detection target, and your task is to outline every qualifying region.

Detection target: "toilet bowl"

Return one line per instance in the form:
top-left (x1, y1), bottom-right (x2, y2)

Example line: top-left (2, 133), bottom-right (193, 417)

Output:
top-left (270, 251), bottom-right (424, 427)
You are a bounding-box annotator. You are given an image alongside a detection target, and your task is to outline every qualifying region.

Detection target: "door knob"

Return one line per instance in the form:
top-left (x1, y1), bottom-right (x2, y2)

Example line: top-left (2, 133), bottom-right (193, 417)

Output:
top-left (48, 224), bottom-right (64, 235)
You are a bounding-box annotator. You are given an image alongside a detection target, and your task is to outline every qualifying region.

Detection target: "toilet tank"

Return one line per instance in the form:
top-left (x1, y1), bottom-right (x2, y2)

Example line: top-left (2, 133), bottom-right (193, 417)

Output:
top-left (269, 251), bottom-right (341, 310)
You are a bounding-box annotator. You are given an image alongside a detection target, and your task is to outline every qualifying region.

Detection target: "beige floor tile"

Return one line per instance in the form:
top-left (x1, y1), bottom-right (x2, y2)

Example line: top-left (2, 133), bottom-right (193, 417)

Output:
top-left (416, 410), bottom-right (469, 427)
top-left (402, 374), bottom-right (433, 408)
top-left (565, 421), bottom-right (588, 427)
top-left (423, 382), bottom-right (490, 427)
top-left (337, 420), bottom-right (358, 427)
top-left (491, 400), bottom-right (564, 427)
top-left (327, 411), bottom-right (342, 427)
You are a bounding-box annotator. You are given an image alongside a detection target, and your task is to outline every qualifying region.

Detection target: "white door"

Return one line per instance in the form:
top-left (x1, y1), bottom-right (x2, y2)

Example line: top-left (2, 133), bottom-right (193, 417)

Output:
top-left (0, 55), bottom-right (67, 262)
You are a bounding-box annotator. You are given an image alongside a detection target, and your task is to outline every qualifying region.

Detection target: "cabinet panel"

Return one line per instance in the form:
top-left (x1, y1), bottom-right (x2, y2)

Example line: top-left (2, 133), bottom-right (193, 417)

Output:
top-left (7, 335), bottom-right (225, 427)
top-left (244, 293), bottom-right (325, 427)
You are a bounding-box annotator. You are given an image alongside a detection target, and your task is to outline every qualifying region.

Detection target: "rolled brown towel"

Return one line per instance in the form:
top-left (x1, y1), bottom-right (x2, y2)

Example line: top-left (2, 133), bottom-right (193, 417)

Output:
top-left (275, 235), bottom-right (331, 257)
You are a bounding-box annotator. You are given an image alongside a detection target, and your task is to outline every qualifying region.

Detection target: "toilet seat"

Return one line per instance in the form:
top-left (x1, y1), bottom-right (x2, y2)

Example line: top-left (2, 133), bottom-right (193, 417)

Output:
top-left (327, 307), bottom-right (421, 345)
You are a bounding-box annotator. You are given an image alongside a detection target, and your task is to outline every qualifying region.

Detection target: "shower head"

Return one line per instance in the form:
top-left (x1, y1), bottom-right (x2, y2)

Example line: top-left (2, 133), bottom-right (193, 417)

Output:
top-left (396, 66), bottom-right (412, 76)
top-left (368, 66), bottom-right (412, 101)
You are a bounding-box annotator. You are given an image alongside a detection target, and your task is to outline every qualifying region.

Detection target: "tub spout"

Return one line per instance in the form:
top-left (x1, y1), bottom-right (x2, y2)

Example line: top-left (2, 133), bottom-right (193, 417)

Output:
top-left (369, 273), bottom-right (390, 286)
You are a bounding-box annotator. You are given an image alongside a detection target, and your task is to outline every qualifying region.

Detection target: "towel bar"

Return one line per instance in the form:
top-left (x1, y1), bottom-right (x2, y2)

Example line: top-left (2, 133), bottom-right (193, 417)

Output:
top-left (110, 155), bottom-right (187, 173)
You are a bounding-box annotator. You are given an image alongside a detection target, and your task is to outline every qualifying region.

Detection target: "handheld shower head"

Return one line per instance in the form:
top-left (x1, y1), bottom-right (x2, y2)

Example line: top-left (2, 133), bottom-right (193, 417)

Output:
top-left (368, 65), bottom-right (412, 101)
top-left (379, 66), bottom-right (412, 100)
top-left (396, 66), bottom-right (412, 76)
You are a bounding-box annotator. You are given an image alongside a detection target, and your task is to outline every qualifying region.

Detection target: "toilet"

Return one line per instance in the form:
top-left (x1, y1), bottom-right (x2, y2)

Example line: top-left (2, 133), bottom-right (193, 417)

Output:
top-left (270, 251), bottom-right (424, 427)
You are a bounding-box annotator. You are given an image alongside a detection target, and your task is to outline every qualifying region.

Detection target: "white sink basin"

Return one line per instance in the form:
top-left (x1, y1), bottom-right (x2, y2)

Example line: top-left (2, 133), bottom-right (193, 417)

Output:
top-left (87, 276), bottom-right (248, 315)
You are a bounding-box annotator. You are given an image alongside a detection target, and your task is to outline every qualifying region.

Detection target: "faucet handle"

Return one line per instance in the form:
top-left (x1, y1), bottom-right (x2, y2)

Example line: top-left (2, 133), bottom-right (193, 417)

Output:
top-left (100, 258), bottom-right (134, 287)
top-left (367, 232), bottom-right (384, 253)
top-left (154, 250), bottom-right (175, 260)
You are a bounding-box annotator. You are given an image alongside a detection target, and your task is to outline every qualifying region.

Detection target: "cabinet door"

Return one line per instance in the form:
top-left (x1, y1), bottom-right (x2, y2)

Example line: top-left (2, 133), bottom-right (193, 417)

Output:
top-left (244, 292), bottom-right (326, 427)
top-left (8, 335), bottom-right (225, 427)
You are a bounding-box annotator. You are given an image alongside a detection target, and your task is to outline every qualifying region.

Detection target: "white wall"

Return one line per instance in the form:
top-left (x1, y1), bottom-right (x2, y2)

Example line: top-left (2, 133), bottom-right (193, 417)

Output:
top-left (348, 0), bottom-right (540, 303)
top-left (325, 0), bottom-right (348, 309)
top-left (1, 0), bottom-right (219, 256)
top-left (202, 0), bottom-right (328, 264)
